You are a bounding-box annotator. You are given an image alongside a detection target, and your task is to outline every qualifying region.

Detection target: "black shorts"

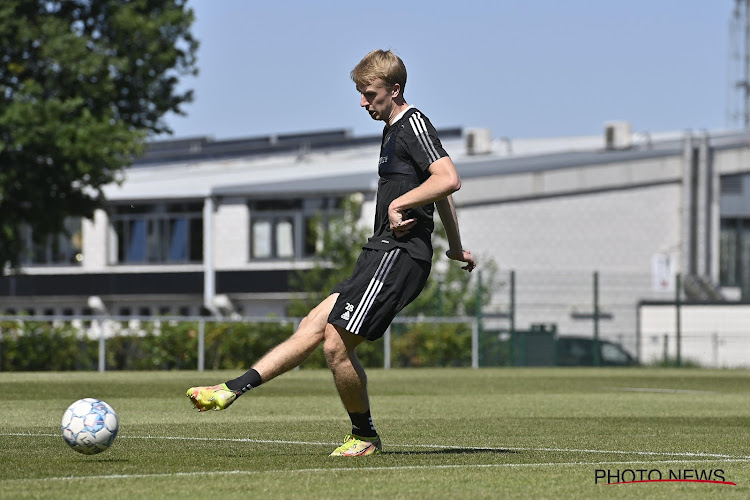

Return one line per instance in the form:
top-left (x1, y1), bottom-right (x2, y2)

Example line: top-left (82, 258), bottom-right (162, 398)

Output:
top-left (328, 248), bottom-right (431, 341)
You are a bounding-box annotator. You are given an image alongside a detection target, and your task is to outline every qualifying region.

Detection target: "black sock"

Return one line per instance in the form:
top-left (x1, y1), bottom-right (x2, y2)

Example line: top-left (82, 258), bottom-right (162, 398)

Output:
top-left (349, 410), bottom-right (377, 438)
top-left (225, 368), bottom-right (263, 395)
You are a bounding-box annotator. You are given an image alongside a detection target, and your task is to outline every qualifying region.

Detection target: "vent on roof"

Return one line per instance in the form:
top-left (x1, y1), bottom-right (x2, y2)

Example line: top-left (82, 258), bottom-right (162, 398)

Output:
top-left (604, 121), bottom-right (632, 150)
top-left (466, 128), bottom-right (492, 155)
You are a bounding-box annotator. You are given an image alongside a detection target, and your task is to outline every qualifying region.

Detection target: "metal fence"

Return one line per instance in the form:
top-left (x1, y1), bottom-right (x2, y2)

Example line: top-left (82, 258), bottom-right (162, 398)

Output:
top-left (3, 269), bottom-right (748, 370)
top-left (1, 313), bottom-right (744, 370)
top-left (0, 315), bottom-right (480, 372)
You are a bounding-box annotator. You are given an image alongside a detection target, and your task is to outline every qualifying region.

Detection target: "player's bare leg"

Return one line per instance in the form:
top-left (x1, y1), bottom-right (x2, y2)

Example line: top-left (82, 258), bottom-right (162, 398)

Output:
top-left (325, 323), bottom-right (382, 456)
top-left (187, 294), bottom-right (338, 411)
top-left (324, 323), bottom-right (369, 412)
top-left (252, 293), bottom-right (339, 382)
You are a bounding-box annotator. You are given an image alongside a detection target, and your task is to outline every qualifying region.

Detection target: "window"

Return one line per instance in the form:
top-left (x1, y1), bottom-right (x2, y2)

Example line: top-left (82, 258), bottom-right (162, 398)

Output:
top-left (601, 343), bottom-right (631, 365)
top-left (110, 202), bottom-right (203, 264)
top-left (721, 175), bottom-right (743, 195)
top-left (20, 217), bottom-right (83, 266)
top-left (249, 197), bottom-right (343, 259)
top-left (720, 217), bottom-right (750, 299)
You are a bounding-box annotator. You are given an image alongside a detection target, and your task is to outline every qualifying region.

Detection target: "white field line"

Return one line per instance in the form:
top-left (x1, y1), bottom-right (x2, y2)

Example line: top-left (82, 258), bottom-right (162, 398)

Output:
top-left (3, 432), bottom-right (750, 460)
top-left (3, 458), bottom-right (750, 483)
top-left (616, 387), bottom-right (716, 395)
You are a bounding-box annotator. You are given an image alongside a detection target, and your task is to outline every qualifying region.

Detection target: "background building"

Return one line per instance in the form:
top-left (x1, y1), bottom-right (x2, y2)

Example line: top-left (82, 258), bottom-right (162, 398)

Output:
top-left (2, 123), bottom-right (749, 365)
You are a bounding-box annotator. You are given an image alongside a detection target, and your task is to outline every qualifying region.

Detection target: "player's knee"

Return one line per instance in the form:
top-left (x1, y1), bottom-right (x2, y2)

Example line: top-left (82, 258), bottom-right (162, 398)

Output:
top-left (323, 329), bottom-right (348, 368)
top-left (294, 316), bottom-right (325, 346)
top-left (296, 308), bottom-right (328, 342)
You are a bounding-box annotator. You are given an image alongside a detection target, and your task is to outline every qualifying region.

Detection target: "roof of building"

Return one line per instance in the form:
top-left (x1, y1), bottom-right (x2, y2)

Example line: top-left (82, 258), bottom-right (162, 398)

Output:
top-left (103, 126), bottom-right (750, 202)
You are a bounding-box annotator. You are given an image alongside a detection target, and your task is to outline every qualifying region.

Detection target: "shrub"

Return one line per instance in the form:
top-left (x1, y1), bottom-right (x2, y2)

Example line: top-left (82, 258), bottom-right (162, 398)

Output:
top-left (0, 319), bottom-right (474, 371)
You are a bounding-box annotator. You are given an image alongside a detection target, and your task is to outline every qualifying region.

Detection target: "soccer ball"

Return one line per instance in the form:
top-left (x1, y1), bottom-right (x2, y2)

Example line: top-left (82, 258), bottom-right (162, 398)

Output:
top-left (61, 398), bottom-right (119, 455)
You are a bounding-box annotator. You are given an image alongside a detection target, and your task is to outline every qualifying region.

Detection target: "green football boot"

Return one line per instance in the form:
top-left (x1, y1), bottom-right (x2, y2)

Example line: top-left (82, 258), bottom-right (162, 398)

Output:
top-left (186, 383), bottom-right (238, 412)
top-left (329, 434), bottom-right (382, 456)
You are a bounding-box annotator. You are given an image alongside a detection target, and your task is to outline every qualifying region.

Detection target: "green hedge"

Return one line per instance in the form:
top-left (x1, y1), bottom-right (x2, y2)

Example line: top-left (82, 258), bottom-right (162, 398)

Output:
top-left (0, 320), bottom-right (473, 371)
top-left (391, 322), bottom-right (472, 367)
top-left (0, 321), bottom-right (99, 371)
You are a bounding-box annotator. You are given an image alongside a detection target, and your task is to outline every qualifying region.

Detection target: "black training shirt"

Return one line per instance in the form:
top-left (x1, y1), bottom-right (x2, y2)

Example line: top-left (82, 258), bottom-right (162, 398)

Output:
top-left (362, 107), bottom-right (449, 262)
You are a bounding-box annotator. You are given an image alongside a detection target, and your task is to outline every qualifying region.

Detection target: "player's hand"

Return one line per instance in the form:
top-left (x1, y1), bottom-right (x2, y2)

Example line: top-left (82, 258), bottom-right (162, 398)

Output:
top-left (446, 249), bottom-right (476, 272)
top-left (388, 205), bottom-right (416, 237)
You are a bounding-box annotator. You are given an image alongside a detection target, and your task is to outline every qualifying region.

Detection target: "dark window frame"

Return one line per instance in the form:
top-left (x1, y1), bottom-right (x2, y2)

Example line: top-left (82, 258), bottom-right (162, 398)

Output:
top-left (248, 197), bottom-right (344, 260)
top-left (719, 217), bottom-right (750, 299)
top-left (110, 202), bottom-right (204, 264)
top-left (19, 217), bottom-right (83, 266)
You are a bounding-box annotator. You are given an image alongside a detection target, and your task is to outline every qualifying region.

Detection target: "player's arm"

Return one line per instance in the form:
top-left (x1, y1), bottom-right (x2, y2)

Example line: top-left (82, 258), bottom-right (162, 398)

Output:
top-left (435, 194), bottom-right (476, 272)
top-left (388, 156), bottom-right (460, 232)
top-left (388, 156), bottom-right (476, 272)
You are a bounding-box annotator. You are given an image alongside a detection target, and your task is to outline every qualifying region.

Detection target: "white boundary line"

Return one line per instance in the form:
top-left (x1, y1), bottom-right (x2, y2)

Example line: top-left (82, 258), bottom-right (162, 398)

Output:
top-left (3, 458), bottom-right (750, 483)
top-left (3, 432), bottom-right (750, 460)
top-left (616, 387), bottom-right (715, 395)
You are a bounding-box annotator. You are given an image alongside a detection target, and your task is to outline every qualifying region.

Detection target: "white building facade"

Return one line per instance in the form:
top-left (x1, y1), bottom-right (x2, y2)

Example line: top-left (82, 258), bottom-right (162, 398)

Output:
top-left (2, 125), bottom-right (749, 363)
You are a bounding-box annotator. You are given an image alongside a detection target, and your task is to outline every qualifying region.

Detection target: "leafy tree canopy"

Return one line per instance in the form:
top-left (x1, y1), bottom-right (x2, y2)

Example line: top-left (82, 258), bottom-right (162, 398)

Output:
top-left (0, 0), bottom-right (197, 272)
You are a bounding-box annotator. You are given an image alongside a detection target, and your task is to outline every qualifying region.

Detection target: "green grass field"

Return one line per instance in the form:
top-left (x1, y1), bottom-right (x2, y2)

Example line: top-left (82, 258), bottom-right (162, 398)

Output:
top-left (1, 368), bottom-right (749, 499)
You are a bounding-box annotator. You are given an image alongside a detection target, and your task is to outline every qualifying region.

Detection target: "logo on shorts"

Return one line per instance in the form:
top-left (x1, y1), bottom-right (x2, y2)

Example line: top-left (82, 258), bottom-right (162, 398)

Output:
top-left (341, 303), bottom-right (354, 321)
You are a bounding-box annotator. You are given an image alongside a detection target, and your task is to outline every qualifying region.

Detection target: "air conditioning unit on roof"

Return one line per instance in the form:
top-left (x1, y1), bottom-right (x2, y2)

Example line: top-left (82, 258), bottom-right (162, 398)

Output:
top-left (466, 128), bottom-right (492, 155)
top-left (604, 121), bottom-right (632, 150)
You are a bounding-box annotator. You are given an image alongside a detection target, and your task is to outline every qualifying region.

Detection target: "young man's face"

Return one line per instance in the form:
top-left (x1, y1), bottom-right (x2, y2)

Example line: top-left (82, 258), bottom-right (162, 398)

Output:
top-left (358, 79), bottom-right (396, 122)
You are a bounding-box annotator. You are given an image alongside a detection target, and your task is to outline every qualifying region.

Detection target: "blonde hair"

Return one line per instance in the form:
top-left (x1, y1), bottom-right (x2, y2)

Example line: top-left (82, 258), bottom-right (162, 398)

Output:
top-left (351, 49), bottom-right (407, 94)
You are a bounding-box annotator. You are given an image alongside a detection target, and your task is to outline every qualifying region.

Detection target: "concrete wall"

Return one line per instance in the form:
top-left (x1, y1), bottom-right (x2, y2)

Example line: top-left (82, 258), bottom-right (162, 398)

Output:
top-left (213, 198), bottom-right (250, 270)
top-left (639, 304), bottom-right (750, 368)
top-left (455, 175), bottom-right (682, 353)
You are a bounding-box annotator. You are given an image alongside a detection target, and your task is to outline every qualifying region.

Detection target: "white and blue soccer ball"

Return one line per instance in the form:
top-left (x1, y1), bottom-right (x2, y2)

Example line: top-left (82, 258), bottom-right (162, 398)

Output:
top-left (61, 398), bottom-right (119, 455)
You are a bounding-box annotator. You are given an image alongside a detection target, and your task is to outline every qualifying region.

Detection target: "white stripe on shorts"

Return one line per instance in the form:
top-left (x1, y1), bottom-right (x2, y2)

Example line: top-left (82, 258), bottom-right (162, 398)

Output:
top-left (346, 248), bottom-right (401, 335)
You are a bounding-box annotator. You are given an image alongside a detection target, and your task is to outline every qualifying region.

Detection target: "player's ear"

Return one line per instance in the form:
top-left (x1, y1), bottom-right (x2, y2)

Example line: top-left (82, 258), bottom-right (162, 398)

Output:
top-left (391, 84), bottom-right (400, 98)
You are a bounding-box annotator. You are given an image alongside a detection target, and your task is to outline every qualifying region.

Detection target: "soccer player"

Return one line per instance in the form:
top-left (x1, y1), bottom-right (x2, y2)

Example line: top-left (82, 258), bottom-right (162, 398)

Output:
top-left (187, 49), bottom-right (476, 456)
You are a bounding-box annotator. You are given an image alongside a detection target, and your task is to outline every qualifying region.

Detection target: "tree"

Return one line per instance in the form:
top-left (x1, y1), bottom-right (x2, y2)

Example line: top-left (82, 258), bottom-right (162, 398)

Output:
top-left (0, 0), bottom-right (198, 272)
